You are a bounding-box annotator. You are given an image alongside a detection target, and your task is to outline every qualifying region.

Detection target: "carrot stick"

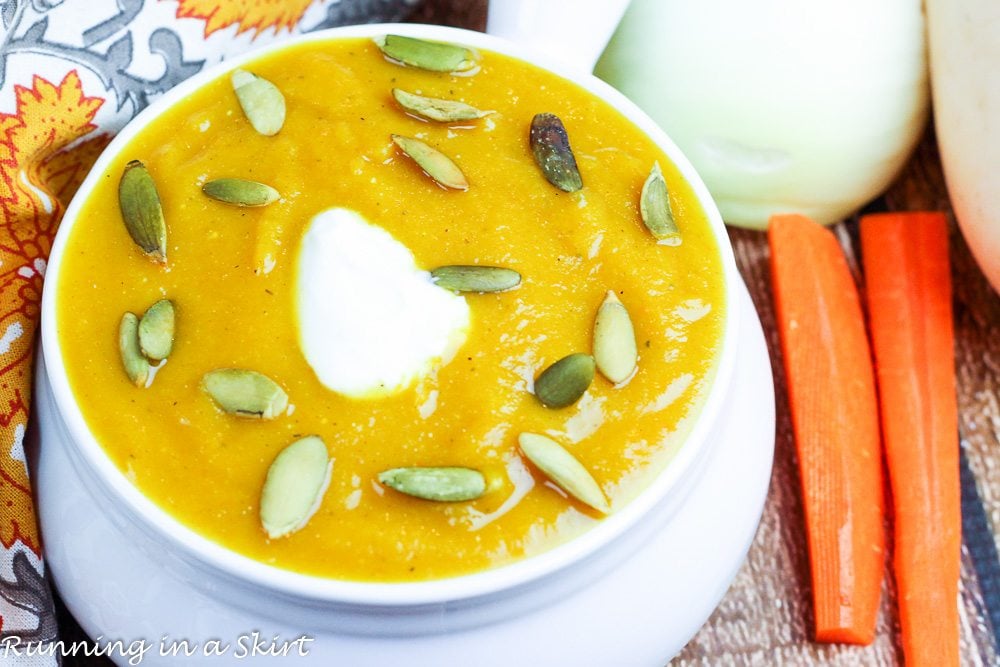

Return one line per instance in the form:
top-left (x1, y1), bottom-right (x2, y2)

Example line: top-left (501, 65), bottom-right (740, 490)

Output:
top-left (769, 213), bottom-right (885, 644)
top-left (860, 211), bottom-right (960, 666)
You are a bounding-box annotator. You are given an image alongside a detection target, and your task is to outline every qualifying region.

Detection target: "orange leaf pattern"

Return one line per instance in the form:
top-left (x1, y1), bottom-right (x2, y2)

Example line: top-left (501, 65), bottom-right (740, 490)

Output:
top-left (0, 70), bottom-right (106, 553)
top-left (175, 0), bottom-right (320, 37)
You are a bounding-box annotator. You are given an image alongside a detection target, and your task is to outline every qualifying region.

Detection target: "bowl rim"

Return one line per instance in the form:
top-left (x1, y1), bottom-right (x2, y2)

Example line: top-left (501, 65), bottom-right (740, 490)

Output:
top-left (39, 21), bottom-right (742, 608)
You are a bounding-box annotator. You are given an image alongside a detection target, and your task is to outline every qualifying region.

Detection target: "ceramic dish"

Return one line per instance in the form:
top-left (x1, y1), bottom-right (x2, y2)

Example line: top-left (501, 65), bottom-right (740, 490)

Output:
top-left (38, 22), bottom-right (750, 650)
top-left (35, 280), bottom-right (774, 666)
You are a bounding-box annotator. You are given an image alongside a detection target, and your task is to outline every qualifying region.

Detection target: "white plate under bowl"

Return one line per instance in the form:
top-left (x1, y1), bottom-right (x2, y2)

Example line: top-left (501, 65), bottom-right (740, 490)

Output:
top-left (33, 281), bottom-right (774, 667)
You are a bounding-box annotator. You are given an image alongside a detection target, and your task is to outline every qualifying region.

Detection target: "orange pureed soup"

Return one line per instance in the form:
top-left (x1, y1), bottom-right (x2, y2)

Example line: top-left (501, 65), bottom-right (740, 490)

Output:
top-left (57, 36), bottom-right (725, 581)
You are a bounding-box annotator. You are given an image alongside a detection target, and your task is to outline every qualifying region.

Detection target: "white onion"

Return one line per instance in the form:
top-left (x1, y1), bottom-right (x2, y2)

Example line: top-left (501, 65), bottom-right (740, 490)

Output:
top-left (596, 0), bottom-right (929, 228)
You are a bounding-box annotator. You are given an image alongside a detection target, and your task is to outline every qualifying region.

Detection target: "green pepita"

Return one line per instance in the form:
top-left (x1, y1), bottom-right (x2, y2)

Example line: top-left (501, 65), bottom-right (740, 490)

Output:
top-left (392, 134), bottom-right (468, 190)
top-left (378, 467), bottom-right (486, 502)
top-left (138, 299), bottom-right (175, 361)
top-left (260, 436), bottom-right (332, 539)
top-left (430, 265), bottom-right (520, 293)
top-left (202, 178), bottom-right (280, 207)
top-left (529, 113), bottom-right (583, 192)
top-left (518, 433), bottom-right (610, 514)
top-left (640, 162), bottom-right (680, 239)
top-left (231, 69), bottom-right (285, 136)
top-left (118, 312), bottom-right (150, 387)
top-left (202, 368), bottom-right (288, 419)
top-left (392, 88), bottom-right (491, 123)
top-left (593, 291), bottom-right (638, 384)
top-left (376, 35), bottom-right (476, 73)
top-left (534, 353), bottom-right (595, 408)
top-left (118, 160), bottom-right (167, 262)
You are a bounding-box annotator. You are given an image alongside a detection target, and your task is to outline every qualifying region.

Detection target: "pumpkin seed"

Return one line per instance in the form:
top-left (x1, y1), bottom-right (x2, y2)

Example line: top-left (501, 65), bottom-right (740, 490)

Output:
top-left (534, 353), bottom-right (595, 408)
top-left (118, 312), bottom-right (150, 387)
top-left (640, 162), bottom-right (680, 239)
top-left (376, 35), bottom-right (476, 73)
top-left (518, 433), bottom-right (609, 514)
top-left (202, 368), bottom-right (288, 419)
top-left (392, 88), bottom-right (491, 123)
top-left (431, 265), bottom-right (520, 293)
top-left (118, 160), bottom-right (167, 262)
top-left (202, 178), bottom-right (280, 207)
top-left (378, 467), bottom-right (486, 502)
top-left (529, 113), bottom-right (583, 192)
top-left (260, 436), bottom-right (332, 539)
top-left (138, 299), bottom-right (175, 361)
top-left (593, 291), bottom-right (638, 384)
top-left (392, 134), bottom-right (468, 190)
top-left (231, 68), bottom-right (285, 136)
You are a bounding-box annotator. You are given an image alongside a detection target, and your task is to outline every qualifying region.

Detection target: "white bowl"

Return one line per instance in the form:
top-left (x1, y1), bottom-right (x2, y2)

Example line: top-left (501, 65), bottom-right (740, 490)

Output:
top-left (39, 23), bottom-right (742, 637)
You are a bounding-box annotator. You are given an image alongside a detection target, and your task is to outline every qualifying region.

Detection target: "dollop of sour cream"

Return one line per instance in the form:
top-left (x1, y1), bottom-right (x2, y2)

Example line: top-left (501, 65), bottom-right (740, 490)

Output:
top-left (296, 208), bottom-right (470, 398)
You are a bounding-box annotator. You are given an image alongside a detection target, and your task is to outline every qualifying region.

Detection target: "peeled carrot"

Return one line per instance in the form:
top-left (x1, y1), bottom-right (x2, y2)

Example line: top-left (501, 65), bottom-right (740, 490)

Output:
top-left (769, 213), bottom-right (885, 644)
top-left (860, 212), bottom-right (960, 666)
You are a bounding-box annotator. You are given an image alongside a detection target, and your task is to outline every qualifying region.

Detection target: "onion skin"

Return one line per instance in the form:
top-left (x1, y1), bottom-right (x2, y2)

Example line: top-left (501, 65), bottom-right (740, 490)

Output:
top-left (595, 0), bottom-right (929, 229)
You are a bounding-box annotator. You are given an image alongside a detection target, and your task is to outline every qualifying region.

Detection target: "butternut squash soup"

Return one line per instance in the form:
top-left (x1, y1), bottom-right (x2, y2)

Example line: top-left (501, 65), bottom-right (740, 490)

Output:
top-left (56, 36), bottom-right (726, 581)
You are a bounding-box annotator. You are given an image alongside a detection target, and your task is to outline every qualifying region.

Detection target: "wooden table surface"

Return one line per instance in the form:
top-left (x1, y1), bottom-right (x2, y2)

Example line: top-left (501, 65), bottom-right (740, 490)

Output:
top-left (56, 2), bottom-right (1000, 664)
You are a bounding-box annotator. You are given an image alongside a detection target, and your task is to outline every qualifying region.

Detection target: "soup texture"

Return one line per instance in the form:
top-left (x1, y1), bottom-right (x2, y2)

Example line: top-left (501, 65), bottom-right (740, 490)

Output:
top-left (57, 36), bottom-right (725, 581)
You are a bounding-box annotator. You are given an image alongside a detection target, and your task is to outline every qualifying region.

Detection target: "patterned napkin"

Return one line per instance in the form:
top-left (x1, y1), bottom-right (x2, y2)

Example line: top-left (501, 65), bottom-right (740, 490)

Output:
top-left (0, 0), bottom-right (422, 659)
